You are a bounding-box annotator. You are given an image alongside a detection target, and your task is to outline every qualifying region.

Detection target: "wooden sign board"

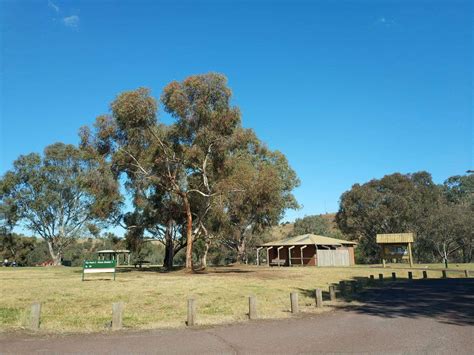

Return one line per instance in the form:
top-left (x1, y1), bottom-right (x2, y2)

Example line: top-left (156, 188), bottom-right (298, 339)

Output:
top-left (376, 233), bottom-right (414, 244)
top-left (82, 260), bottom-right (116, 281)
top-left (376, 233), bottom-right (414, 267)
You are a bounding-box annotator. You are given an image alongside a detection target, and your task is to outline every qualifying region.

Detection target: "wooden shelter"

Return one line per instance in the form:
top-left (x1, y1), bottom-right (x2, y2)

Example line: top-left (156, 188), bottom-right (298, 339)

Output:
top-left (96, 250), bottom-right (131, 266)
top-left (376, 233), bottom-right (414, 267)
top-left (257, 234), bottom-right (356, 267)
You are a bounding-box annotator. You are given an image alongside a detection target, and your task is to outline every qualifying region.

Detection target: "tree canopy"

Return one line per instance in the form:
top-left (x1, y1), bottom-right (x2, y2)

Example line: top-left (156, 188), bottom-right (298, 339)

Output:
top-left (0, 143), bottom-right (121, 265)
top-left (79, 73), bottom-right (299, 270)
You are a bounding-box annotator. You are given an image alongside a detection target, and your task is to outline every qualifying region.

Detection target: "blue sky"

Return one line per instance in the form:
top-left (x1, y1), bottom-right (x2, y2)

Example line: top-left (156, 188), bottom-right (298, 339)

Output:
top-left (1, 0), bottom-right (472, 233)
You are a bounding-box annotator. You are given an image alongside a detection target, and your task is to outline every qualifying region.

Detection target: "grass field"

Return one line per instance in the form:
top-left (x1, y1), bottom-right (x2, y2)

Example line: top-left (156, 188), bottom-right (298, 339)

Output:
top-left (1, 264), bottom-right (472, 333)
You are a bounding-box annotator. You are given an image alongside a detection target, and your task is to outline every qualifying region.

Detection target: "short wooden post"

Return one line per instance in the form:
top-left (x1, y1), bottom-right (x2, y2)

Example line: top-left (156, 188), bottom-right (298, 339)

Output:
top-left (256, 247), bottom-right (262, 266)
top-left (329, 285), bottom-right (336, 301)
top-left (315, 289), bottom-right (323, 308)
top-left (339, 281), bottom-right (346, 296)
top-left (442, 270), bottom-right (447, 279)
top-left (408, 271), bottom-right (413, 280)
top-left (378, 273), bottom-right (384, 281)
top-left (465, 270), bottom-right (470, 278)
top-left (423, 270), bottom-right (428, 279)
top-left (382, 259), bottom-right (386, 268)
top-left (391, 272), bottom-right (396, 281)
top-left (29, 302), bottom-right (41, 330)
top-left (290, 292), bottom-right (298, 314)
top-left (112, 302), bottom-right (124, 331)
top-left (187, 298), bottom-right (196, 326)
top-left (248, 296), bottom-right (257, 320)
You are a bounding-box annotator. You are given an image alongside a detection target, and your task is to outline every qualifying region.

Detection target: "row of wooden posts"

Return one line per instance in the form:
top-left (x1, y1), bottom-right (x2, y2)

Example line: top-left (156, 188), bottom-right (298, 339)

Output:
top-left (26, 268), bottom-right (471, 331)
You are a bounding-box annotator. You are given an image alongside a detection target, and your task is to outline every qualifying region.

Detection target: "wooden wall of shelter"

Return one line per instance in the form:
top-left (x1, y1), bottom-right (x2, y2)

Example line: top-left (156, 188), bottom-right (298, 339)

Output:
top-left (259, 244), bottom-right (355, 267)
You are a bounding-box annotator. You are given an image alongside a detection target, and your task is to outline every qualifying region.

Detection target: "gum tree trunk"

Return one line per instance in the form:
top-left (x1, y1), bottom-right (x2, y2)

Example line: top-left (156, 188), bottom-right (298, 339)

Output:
top-left (46, 240), bottom-right (62, 266)
top-left (182, 194), bottom-right (194, 271)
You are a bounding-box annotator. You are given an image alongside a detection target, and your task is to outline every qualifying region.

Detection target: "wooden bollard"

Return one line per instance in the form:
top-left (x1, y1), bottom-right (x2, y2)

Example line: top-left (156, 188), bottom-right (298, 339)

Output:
top-left (112, 302), bottom-right (124, 330)
top-left (339, 281), bottom-right (346, 296)
top-left (408, 271), bottom-right (413, 280)
top-left (248, 296), bottom-right (257, 320)
top-left (329, 285), bottom-right (336, 301)
top-left (465, 270), bottom-right (470, 278)
top-left (442, 270), bottom-right (447, 279)
top-left (378, 273), bottom-right (384, 281)
top-left (391, 272), bottom-right (396, 281)
top-left (315, 289), bottom-right (323, 308)
top-left (423, 270), bottom-right (428, 279)
top-left (29, 302), bottom-right (41, 330)
top-left (187, 298), bottom-right (196, 326)
top-left (290, 292), bottom-right (299, 314)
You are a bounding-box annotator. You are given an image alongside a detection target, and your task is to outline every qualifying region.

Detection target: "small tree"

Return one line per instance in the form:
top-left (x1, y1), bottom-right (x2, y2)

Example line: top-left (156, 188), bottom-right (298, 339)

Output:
top-left (425, 204), bottom-right (472, 268)
top-left (0, 143), bottom-right (121, 265)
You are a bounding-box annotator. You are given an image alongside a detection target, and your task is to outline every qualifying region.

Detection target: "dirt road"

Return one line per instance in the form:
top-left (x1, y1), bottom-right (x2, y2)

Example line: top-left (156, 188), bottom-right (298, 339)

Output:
top-left (1, 279), bottom-right (473, 354)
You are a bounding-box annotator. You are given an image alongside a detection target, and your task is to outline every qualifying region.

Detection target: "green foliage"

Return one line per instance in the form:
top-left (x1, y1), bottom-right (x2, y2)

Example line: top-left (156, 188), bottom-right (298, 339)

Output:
top-left (3, 73), bottom-right (300, 269)
top-left (0, 143), bottom-right (122, 265)
top-left (337, 171), bottom-right (473, 264)
top-left (81, 73), bottom-right (299, 269)
top-left (0, 233), bottom-right (38, 266)
top-left (290, 215), bottom-right (331, 237)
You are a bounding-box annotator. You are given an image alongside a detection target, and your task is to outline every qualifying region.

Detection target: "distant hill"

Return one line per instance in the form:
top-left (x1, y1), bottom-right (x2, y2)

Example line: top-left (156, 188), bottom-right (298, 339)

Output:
top-left (267, 213), bottom-right (340, 241)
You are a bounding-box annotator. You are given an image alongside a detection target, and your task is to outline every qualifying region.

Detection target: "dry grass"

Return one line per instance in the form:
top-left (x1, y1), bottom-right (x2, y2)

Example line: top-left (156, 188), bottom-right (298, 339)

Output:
top-left (0, 263), bottom-right (472, 333)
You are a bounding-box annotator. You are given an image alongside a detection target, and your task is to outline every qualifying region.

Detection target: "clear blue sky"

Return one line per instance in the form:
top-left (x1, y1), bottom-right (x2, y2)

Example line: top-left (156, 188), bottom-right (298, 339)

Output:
top-left (1, 1), bottom-right (472, 231)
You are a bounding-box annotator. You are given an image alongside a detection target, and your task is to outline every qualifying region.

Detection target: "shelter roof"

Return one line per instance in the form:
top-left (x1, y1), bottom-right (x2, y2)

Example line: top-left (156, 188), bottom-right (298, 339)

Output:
top-left (96, 250), bottom-right (131, 254)
top-left (376, 233), bottom-right (414, 244)
top-left (260, 234), bottom-right (357, 247)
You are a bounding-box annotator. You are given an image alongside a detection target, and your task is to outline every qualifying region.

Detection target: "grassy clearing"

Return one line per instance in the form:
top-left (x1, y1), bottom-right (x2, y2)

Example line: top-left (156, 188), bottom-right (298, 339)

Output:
top-left (0, 264), bottom-right (472, 333)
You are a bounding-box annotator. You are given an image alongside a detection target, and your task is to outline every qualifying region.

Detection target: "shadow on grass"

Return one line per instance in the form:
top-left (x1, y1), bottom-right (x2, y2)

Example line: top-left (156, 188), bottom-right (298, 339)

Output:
top-left (296, 288), bottom-right (332, 301)
top-left (336, 278), bottom-right (474, 326)
top-left (193, 268), bottom-right (254, 275)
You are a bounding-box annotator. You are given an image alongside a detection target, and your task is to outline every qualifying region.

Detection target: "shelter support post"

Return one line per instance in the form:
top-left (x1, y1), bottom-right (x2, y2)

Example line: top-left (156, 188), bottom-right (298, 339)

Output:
top-left (408, 242), bottom-right (413, 267)
top-left (288, 246), bottom-right (295, 266)
top-left (315, 244), bottom-right (318, 267)
top-left (266, 247), bottom-right (271, 267)
top-left (256, 247), bottom-right (263, 266)
top-left (277, 246), bottom-right (284, 267)
top-left (300, 245), bottom-right (307, 266)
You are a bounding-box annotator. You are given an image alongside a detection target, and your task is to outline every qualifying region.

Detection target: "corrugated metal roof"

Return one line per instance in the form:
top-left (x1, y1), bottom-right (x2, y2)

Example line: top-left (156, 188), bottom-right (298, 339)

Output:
top-left (260, 234), bottom-right (357, 247)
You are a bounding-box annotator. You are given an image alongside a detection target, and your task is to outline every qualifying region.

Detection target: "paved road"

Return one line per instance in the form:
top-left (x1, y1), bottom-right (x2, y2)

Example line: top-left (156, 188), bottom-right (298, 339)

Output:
top-left (1, 279), bottom-right (473, 354)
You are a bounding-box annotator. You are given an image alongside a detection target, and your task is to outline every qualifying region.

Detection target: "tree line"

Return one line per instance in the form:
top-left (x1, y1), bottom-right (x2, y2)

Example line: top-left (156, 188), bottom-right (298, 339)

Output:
top-left (336, 172), bottom-right (473, 267)
top-left (1, 73), bottom-right (472, 269)
top-left (0, 73), bottom-right (300, 269)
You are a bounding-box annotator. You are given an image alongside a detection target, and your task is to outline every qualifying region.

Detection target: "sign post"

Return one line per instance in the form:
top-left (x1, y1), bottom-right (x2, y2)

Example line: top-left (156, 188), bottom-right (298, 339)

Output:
top-left (82, 260), bottom-right (117, 281)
